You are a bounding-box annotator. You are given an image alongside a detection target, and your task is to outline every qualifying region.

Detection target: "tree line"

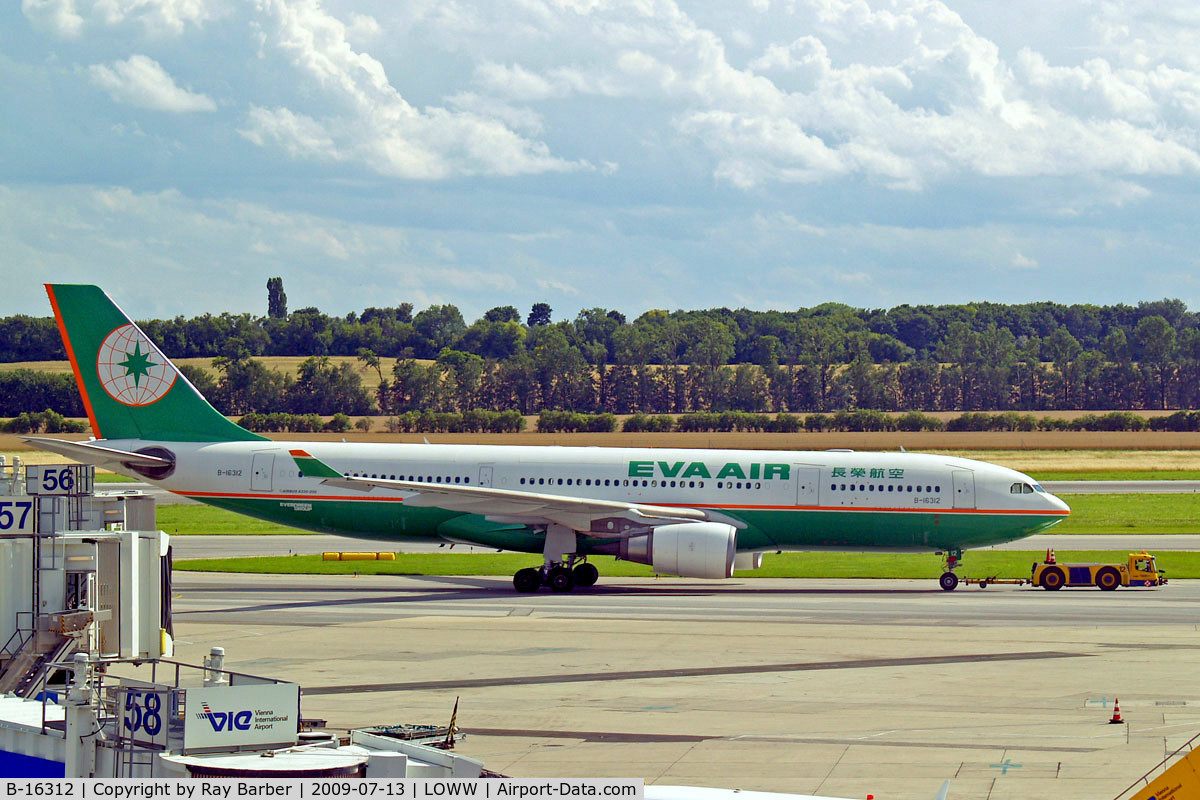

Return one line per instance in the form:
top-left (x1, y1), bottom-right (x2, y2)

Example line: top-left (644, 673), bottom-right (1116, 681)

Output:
top-left (3, 278), bottom-right (1200, 416)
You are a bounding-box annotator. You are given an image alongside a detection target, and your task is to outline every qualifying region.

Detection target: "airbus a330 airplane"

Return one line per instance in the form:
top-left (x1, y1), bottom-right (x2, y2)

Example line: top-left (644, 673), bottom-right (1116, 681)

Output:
top-left (30, 285), bottom-right (1070, 592)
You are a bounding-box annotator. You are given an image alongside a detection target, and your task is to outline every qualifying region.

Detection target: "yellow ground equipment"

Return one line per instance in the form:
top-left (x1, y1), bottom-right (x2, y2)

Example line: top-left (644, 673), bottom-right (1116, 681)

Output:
top-left (1030, 549), bottom-right (1166, 591)
top-left (322, 552), bottom-right (397, 561)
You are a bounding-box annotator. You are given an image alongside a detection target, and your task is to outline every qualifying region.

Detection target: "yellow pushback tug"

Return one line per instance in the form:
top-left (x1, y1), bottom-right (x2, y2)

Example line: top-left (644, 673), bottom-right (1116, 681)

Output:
top-left (1031, 549), bottom-right (1166, 590)
top-left (961, 549), bottom-right (1167, 590)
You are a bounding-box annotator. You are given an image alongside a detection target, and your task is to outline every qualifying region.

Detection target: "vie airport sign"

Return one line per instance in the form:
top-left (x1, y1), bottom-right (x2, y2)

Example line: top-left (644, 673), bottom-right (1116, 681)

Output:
top-left (184, 683), bottom-right (300, 751)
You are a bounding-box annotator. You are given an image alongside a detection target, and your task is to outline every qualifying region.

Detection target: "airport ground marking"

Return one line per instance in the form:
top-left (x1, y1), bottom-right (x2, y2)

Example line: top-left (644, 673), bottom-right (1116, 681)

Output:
top-left (989, 758), bottom-right (1023, 774)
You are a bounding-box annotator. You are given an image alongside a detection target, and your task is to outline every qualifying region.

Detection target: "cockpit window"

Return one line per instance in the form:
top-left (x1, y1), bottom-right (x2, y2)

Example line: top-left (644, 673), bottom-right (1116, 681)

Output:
top-left (1032, 484), bottom-right (1045, 493)
top-left (1010, 483), bottom-right (1022, 494)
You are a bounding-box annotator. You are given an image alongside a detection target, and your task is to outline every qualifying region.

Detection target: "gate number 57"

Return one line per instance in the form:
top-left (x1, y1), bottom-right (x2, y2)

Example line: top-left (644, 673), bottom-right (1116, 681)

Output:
top-left (0, 500), bottom-right (33, 531)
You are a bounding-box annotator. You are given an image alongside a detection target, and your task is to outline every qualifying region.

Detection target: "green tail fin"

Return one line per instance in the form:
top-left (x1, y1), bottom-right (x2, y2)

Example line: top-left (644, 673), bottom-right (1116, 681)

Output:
top-left (46, 284), bottom-right (265, 442)
top-left (287, 449), bottom-right (343, 478)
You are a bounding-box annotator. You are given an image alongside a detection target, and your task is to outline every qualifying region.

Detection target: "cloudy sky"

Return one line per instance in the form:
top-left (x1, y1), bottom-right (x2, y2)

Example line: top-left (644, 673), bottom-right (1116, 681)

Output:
top-left (4, 0), bottom-right (1200, 321)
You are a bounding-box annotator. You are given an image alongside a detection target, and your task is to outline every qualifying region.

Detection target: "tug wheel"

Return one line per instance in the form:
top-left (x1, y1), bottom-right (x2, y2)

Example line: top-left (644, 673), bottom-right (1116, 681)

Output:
top-left (1096, 567), bottom-right (1121, 591)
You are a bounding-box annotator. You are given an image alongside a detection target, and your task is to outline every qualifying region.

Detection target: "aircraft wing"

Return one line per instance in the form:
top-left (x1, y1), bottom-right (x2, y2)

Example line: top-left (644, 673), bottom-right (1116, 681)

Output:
top-left (289, 449), bottom-right (709, 534)
top-left (23, 437), bottom-right (172, 469)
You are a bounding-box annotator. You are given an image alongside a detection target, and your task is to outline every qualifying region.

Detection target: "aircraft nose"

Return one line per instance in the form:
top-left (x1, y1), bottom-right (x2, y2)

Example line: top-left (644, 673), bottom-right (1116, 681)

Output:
top-left (1046, 492), bottom-right (1070, 515)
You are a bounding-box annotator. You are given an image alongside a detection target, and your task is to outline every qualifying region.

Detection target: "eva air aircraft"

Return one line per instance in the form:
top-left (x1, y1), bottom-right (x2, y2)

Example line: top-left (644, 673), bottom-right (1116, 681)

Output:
top-left (32, 285), bottom-right (1070, 592)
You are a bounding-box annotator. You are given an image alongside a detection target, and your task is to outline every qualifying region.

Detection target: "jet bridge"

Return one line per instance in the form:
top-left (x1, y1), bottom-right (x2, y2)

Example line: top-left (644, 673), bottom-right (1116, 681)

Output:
top-left (0, 457), bottom-right (484, 779)
top-left (0, 459), bottom-right (170, 698)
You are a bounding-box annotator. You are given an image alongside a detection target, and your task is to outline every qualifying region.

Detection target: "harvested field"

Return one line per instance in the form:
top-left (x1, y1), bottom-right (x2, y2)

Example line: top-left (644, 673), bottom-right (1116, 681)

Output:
top-left (0, 355), bottom-right (412, 379)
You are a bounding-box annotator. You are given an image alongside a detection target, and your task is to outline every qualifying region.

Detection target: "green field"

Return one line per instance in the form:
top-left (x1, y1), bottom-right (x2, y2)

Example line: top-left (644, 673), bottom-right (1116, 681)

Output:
top-left (157, 504), bottom-right (304, 535)
top-left (173, 550), bottom-right (1200, 579)
top-left (156, 493), bottom-right (1198, 536)
top-left (1031, 470), bottom-right (1200, 481)
top-left (1054, 494), bottom-right (1200, 534)
top-left (94, 473), bottom-right (136, 483)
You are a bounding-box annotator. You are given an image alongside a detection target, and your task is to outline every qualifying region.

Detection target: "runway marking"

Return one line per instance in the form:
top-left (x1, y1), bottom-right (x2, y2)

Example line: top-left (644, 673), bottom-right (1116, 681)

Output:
top-left (463, 727), bottom-right (1099, 752)
top-left (302, 650), bottom-right (1089, 696)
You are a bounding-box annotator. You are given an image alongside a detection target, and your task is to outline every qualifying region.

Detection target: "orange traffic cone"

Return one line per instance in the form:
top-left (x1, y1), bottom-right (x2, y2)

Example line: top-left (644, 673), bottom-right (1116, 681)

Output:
top-left (1046, 548), bottom-right (1056, 564)
top-left (1110, 698), bottom-right (1123, 724)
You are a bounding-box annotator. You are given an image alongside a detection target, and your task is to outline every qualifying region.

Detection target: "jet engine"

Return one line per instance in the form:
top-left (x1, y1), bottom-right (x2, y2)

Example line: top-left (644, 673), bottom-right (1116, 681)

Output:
top-left (607, 522), bottom-right (738, 579)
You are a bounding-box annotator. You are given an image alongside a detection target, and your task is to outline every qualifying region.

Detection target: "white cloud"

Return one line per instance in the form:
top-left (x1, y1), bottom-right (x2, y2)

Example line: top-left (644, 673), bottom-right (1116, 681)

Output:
top-left (450, 0), bottom-right (1200, 189)
top-left (23, 0), bottom-right (214, 36)
top-left (92, 0), bottom-right (214, 34)
top-left (239, 0), bottom-right (588, 180)
top-left (88, 55), bottom-right (217, 112)
top-left (21, 0), bottom-right (85, 38)
top-left (536, 277), bottom-right (580, 295)
top-left (1012, 252), bottom-right (1038, 269)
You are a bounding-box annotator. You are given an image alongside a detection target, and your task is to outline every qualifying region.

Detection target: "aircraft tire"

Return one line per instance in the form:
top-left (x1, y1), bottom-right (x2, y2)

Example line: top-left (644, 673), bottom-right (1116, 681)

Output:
top-left (1041, 567), bottom-right (1065, 591)
top-left (939, 572), bottom-right (959, 592)
top-left (547, 566), bottom-right (575, 592)
top-left (572, 562), bottom-right (599, 588)
top-left (1096, 567), bottom-right (1121, 591)
top-left (514, 568), bottom-right (541, 593)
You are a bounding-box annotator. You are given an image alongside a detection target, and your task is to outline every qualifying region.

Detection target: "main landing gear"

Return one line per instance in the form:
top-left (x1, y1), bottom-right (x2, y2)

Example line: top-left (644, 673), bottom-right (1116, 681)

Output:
top-left (512, 558), bottom-right (599, 593)
top-left (512, 523), bottom-right (598, 593)
top-left (938, 549), bottom-right (964, 591)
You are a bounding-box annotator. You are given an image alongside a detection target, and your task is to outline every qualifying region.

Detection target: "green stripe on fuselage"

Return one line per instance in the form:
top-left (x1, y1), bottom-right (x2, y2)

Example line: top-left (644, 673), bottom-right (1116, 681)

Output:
top-left (185, 495), bottom-right (1063, 554)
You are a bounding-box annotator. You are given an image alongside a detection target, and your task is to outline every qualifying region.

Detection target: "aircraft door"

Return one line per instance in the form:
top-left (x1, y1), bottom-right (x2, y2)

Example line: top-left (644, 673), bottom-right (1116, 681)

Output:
top-left (478, 465), bottom-right (493, 487)
top-left (795, 466), bottom-right (820, 506)
top-left (251, 454), bottom-right (275, 491)
top-left (951, 470), bottom-right (975, 509)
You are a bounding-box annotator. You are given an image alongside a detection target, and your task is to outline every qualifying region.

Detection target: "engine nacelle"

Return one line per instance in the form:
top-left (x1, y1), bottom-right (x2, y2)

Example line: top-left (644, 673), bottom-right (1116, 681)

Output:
top-left (615, 522), bottom-right (738, 579)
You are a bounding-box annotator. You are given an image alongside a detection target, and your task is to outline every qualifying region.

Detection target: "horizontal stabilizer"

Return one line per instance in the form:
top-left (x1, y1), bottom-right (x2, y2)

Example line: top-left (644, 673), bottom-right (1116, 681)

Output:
top-left (23, 437), bottom-right (172, 469)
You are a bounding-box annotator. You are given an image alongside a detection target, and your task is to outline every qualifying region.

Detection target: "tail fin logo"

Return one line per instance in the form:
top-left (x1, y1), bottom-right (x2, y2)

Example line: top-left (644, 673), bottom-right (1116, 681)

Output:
top-left (96, 324), bottom-right (177, 406)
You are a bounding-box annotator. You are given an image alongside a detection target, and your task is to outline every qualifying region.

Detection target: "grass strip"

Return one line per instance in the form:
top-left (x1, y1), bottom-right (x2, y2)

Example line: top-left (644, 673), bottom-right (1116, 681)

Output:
top-left (1033, 470), bottom-right (1200, 481)
top-left (157, 504), bottom-right (306, 535)
top-left (94, 473), bottom-right (137, 483)
top-left (174, 550), bottom-right (1199, 579)
top-left (1054, 494), bottom-right (1200, 534)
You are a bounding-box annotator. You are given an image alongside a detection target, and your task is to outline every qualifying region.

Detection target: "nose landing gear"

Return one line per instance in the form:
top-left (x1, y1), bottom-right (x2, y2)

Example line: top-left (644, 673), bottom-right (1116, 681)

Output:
top-left (938, 549), bottom-right (963, 591)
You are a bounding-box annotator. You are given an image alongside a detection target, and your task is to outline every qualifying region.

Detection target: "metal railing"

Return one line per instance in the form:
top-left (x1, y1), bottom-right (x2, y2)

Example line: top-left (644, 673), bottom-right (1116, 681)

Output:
top-left (1112, 729), bottom-right (1200, 799)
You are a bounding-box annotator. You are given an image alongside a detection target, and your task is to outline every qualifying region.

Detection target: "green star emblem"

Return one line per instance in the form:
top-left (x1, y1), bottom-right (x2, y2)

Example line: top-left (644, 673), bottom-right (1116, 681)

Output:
top-left (118, 342), bottom-right (157, 388)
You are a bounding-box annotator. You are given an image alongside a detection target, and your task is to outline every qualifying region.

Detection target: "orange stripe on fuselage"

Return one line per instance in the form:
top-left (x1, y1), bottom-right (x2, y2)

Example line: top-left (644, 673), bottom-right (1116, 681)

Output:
top-left (181, 490), bottom-right (407, 502)
top-left (45, 284), bottom-right (101, 438)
